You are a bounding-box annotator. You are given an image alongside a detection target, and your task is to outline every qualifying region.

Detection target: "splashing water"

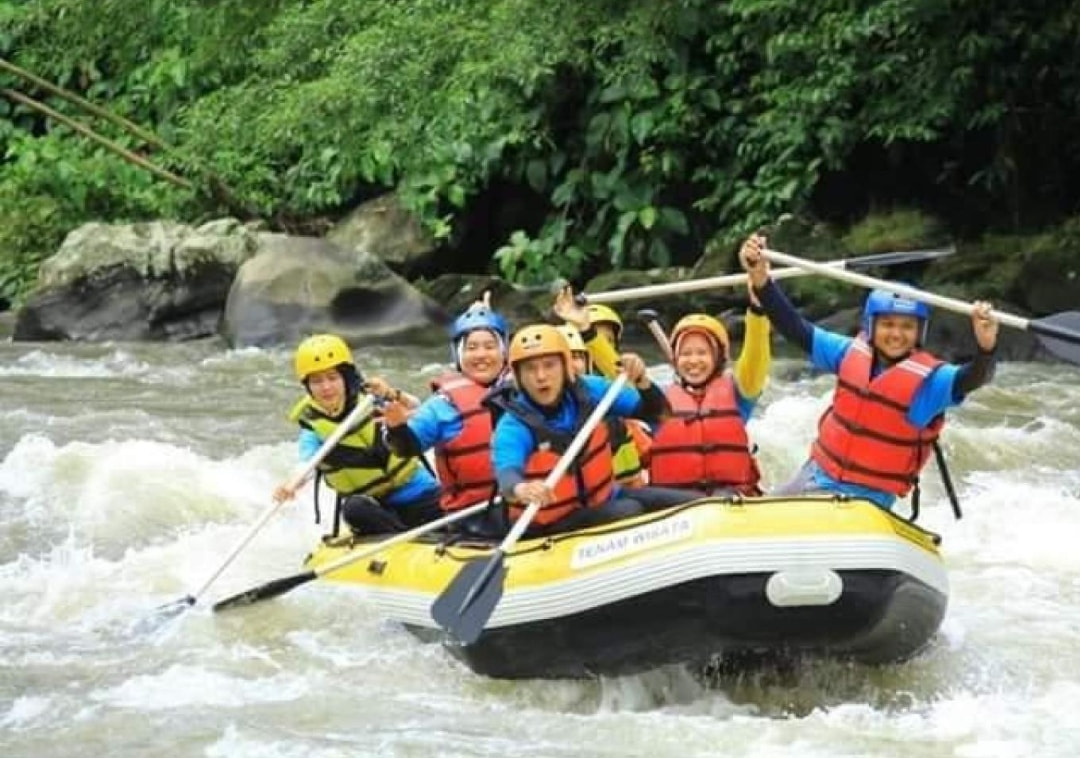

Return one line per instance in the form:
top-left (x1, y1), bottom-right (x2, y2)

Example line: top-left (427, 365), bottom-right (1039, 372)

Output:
top-left (1, 343), bottom-right (1078, 758)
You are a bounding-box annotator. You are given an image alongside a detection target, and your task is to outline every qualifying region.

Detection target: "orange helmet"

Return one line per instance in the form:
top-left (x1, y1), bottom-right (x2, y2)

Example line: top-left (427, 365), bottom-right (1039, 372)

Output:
top-left (508, 324), bottom-right (572, 372)
top-left (670, 314), bottom-right (729, 359)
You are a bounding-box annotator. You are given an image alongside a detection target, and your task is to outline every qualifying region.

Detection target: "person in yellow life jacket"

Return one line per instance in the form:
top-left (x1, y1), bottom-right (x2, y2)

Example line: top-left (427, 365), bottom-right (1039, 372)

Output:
top-left (272, 334), bottom-right (442, 535)
top-left (383, 302), bottom-right (510, 529)
top-left (558, 322), bottom-right (652, 487)
top-left (489, 324), bottom-right (692, 536)
top-left (648, 312), bottom-right (770, 497)
top-left (554, 291), bottom-right (652, 486)
top-left (587, 303), bottom-right (623, 347)
top-left (739, 233), bottom-right (1000, 511)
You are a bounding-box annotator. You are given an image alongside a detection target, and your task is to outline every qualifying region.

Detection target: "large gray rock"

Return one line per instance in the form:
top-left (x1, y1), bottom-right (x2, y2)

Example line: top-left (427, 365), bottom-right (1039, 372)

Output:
top-left (222, 233), bottom-right (447, 348)
top-left (413, 274), bottom-right (551, 328)
top-left (326, 193), bottom-right (437, 278)
top-left (1016, 247), bottom-right (1080, 315)
top-left (13, 219), bottom-right (257, 342)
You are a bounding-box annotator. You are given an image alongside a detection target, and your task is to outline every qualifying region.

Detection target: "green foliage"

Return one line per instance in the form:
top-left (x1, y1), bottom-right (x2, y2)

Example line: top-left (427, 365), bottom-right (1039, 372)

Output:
top-left (2, 0), bottom-right (1080, 294)
top-left (843, 209), bottom-right (947, 254)
top-left (0, 130), bottom-right (191, 303)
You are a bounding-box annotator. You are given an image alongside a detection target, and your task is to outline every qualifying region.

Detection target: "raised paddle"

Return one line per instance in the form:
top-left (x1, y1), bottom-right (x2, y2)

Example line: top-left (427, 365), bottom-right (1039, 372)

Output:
top-left (585, 247), bottom-right (955, 304)
top-left (761, 248), bottom-right (1080, 366)
top-left (211, 500), bottom-right (494, 611)
top-left (146, 395), bottom-right (375, 626)
top-left (430, 373), bottom-right (631, 644)
top-left (637, 308), bottom-right (674, 363)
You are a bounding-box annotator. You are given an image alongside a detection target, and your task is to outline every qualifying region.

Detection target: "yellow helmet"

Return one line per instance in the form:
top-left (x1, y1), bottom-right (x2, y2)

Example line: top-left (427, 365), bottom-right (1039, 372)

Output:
top-left (508, 324), bottom-right (571, 372)
top-left (294, 334), bottom-right (354, 380)
top-left (670, 314), bottom-right (729, 358)
top-left (557, 324), bottom-right (588, 355)
top-left (586, 303), bottom-right (623, 340)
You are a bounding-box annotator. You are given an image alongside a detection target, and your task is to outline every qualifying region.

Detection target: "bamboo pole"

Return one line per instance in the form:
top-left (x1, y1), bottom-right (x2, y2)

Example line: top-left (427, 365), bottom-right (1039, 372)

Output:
top-left (0, 57), bottom-right (253, 215)
top-left (1, 88), bottom-right (193, 189)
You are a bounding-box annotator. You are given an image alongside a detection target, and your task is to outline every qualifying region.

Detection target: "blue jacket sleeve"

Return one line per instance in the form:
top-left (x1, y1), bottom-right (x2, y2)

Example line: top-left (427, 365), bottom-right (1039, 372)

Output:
top-left (297, 428), bottom-right (323, 462)
top-left (492, 413), bottom-right (533, 499)
top-left (908, 363), bottom-right (962, 428)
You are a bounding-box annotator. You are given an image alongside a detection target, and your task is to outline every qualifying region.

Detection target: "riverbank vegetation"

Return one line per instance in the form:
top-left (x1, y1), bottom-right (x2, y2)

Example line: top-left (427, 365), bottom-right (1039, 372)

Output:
top-left (2, 0), bottom-right (1078, 305)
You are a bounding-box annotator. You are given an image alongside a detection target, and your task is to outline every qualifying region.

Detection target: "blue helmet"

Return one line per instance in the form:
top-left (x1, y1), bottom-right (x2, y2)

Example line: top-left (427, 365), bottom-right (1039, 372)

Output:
top-left (450, 306), bottom-right (510, 367)
top-left (862, 288), bottom-right (930, 343)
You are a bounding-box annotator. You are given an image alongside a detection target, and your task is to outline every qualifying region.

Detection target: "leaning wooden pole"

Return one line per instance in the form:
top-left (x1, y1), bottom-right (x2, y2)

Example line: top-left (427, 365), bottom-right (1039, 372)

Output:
top-left (1, 88), bottom-right (193, 189)
top-left (0, 57), bottom-right (255, 216)
top-left (0, 57), bottom-right (172, 152)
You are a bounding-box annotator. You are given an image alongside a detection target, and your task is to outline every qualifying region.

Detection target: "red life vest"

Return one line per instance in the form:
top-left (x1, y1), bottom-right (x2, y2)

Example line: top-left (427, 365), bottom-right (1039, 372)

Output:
top-left (430, 372), bottom-right (497, 512)
top-left (810, 338), bottom-right (945, 496)
top-left (519, 423), bottom-right (614, 526)
top-left (498, 382), bottom-right (616, 527)
top-left (649, 374), bottom-right (760, 494)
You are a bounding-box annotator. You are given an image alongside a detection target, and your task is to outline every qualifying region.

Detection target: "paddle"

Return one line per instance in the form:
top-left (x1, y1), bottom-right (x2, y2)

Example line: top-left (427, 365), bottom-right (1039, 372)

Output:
top-left (585, 247), bottom-right (954, 304)
top-left (762, 249), bottom-right (1080, 366)
top-left (147, 395), bottom-right (375, 626)
top-left (211, 500), bottom-right (494, 611)
top-left (637, 308), bottom-right (674, 363)
top-left (430, 373), bottom-right (631, 645)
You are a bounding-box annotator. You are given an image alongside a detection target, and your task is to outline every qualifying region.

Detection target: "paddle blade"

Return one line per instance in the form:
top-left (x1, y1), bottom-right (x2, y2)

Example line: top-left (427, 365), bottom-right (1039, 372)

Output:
top-left (132, 594), bottom-right (195, 634)
top-left (846, 246), bottom-right (955, 268)
top-left (1031, 311), bottom-right (1080, 365)
top-left (211, 570), bottom-right (317, 613)
top-left (430, 554), bottom-right (507, 645)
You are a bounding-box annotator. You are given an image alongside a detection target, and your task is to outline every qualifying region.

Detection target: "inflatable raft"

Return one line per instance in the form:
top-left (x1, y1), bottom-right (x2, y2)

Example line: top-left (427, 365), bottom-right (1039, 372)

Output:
top-left (303, 496), bottom-right (948, 679)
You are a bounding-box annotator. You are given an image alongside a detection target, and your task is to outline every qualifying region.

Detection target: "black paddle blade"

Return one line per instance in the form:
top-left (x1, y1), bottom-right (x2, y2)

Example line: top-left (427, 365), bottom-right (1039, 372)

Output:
top-left (211, 570), bottom-right (316, 613)
top-left (1031, 311), bottom-right (1080, 365)
top-left (430, 553), bottom-right (507, 645)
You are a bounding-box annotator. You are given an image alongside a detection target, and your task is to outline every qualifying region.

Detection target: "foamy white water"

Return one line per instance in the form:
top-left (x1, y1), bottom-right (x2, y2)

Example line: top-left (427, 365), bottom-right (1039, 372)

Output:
top-left (2, 340), bottom-right (1079, 757)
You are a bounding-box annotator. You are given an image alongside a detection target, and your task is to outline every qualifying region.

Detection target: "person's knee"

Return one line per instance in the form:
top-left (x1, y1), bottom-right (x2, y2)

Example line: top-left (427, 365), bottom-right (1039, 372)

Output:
top-left (342, 494), bottom-right (405, 534)
top-left (607, 497), bottom-right (644, 519)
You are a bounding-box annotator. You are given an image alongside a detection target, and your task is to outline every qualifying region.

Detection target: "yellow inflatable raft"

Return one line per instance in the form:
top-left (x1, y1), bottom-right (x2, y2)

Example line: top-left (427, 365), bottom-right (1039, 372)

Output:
top-left (304, 495), bottom-right (947, 679)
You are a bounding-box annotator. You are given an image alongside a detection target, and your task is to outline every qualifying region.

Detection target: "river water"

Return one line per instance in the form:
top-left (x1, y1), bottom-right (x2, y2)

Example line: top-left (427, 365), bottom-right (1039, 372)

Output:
top-left (2, 338), bottom-right (1079, 757)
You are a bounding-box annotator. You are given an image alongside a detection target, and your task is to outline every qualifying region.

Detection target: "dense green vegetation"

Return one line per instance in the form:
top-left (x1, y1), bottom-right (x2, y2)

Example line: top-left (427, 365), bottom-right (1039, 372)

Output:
top-left (2, 0), bottom-right (1079, 304)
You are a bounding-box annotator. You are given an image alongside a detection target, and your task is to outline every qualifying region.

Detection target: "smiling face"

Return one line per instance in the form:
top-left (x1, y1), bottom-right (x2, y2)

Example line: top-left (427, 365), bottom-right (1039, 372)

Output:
top-left (459, 329), bottom-right (505, 385)
top-left (675, 331), bottom-right (718, 386)
top-left (306, 367), bottom-right (346, 415)
top-left (516, 354), bottom-right (567, 407)
top-left (872, 314), bottom-right (921, 361)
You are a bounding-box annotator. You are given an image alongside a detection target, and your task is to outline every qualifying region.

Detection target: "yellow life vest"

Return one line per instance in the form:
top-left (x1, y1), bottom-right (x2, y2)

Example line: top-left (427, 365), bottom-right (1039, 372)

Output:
top-left (607, 417), bottom-right (648, 486)
top-left (289, 397), bottom-right (418, 499)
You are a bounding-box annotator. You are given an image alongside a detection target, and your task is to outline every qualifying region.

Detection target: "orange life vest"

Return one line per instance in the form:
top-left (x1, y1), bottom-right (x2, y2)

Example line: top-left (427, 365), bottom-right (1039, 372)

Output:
top-left (497, 383), bottom-right (615, 527)
top-left (430, 372), bottom-right (497, 512)
top-left (810, 338), bottom-right (945, 496)
top-left (649, 374), bottom-right (760, 494)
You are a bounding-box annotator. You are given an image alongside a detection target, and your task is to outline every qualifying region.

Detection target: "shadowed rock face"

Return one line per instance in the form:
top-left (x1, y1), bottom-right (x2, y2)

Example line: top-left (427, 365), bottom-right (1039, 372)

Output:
top-left (13, 265), bottom-right (233, 342)
top-left (221, 234), bottom-right (449, 348)
top-left (14, 219), bottom-right (257, 342)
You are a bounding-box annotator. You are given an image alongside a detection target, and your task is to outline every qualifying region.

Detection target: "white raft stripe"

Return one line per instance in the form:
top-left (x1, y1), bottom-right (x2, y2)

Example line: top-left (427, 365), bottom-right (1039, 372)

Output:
top-left (365, 534), bottom-right (949, 629)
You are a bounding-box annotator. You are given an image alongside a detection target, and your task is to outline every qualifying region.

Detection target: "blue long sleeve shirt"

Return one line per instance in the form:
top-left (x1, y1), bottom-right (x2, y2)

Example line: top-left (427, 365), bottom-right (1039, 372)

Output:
top-left (754, 279), bottom-right (966, 509)
top-left (491, 375), bottom-right (649, 501)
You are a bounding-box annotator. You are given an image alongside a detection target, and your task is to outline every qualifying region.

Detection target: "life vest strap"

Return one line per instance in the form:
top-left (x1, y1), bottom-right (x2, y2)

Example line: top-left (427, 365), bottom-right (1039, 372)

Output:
top-left (814, 439), bottom-right (919, 487)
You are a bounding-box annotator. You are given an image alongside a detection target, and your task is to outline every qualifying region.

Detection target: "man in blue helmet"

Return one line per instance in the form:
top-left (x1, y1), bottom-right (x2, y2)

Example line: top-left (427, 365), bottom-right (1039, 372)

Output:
top-left (739, 234), bottom-right (1000, 510)
top-left (383, 293), bottom-right (511, 516)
